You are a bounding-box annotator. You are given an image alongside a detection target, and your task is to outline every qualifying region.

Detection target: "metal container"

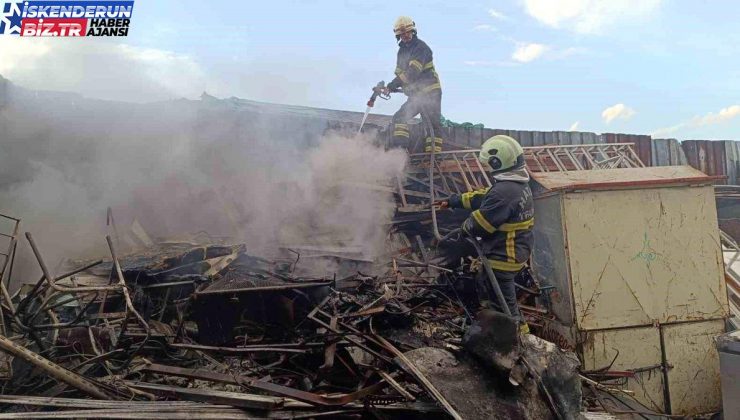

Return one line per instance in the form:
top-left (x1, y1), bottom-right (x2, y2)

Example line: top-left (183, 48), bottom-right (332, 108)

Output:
top-left (531, 166), bottom-right (729, 415)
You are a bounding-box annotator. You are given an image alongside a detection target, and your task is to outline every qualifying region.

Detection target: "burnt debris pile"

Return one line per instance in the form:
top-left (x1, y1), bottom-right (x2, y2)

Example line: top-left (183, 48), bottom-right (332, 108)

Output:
top-left (0, 217), bottom-right (584, 419)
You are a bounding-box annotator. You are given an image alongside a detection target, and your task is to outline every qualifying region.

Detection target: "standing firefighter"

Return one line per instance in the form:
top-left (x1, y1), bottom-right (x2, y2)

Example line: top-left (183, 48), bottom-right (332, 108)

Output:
top-left (384, 16), bottom-right (443, 153)
top-left (438, 135), bottom-right (534, 331)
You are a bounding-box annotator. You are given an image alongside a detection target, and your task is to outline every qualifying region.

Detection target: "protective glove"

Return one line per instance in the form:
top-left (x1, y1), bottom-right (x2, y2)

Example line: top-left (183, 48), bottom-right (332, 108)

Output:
top-left (433, 200), bottom-right (449, 210)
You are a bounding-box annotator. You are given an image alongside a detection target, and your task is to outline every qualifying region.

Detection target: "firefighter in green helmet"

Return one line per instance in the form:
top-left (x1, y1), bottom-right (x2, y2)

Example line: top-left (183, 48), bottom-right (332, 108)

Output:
top-left (438, 135), bottom-right (534, 333)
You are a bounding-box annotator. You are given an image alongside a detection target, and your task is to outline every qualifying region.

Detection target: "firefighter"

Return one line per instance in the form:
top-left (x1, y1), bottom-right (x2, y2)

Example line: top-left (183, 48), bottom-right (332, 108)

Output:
top-left (437, 135), bottom-right (534, 332)
top-left (384, 16), bottom-right (443, 153)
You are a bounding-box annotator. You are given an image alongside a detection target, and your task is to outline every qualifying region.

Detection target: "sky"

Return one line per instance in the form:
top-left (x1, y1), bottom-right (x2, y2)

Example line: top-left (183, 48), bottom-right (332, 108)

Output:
top-left (1, 0), bottom-right (739, 140)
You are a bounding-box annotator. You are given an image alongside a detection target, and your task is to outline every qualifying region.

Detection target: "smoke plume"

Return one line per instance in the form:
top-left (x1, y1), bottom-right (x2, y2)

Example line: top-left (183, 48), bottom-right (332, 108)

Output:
top-left (0, 77), bottom-right (406, 286)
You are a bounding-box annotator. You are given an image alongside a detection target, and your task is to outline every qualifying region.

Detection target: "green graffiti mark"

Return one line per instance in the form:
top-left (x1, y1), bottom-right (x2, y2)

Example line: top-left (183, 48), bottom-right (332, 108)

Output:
top-left (631, 232), bottom-right (658, 265)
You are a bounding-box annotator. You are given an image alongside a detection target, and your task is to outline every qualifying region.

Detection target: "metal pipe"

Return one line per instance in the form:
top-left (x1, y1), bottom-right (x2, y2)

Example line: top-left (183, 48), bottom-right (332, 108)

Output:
top-left (24, 291), bottom-right (99, 330)
top-left (437, 227), bottom-right (510, 315)
top-left (0, 213), bottom-right (20, 221)
top-left (15, 259), bottom-right (104, 318)
top-left (27, 297), bottom-right (98, 330)
top-left (0, 334), bottom-right (113, 400)
top-left (26, 233), bottom-right (120, 293)
top-left (465, 236), bottom-right (511, 316)
top-left (418, 100), bottom-right (444, 241)
top-left (3, 239), bottom-right (17, 291)
top-left (106, 235), bottom-right (150, 368)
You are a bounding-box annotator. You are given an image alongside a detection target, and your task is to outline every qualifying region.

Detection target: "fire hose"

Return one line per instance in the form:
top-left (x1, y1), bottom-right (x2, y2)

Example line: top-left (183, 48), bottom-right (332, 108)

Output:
top-left (438, 228), bottom-right (512, 317)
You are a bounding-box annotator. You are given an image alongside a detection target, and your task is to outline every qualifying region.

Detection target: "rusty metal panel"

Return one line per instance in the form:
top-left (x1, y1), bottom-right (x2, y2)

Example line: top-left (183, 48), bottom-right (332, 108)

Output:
top-left (601, 133), bottom-right (616, 144)
top-left (682, 140), bottom-right (699, 169)
top-left (681, 140), bottom-right (729, 179)
top-left (635, 135), bottom-right (653, 165)
top-left (663, 320), bottom-right (724, 415)
top-left (698, 141), bottom-right (709, 173)
top-left (708, 141), bottom-right (721, 179)
top-left (715, 141), bottom-right (729, 181)
top-left (531, 195), bottom-right (574, 326)
top-left (700, 140), bottom-right (709, 171)
top-left (581, 327), bottom-right (665, 413)
top-left (562, 185), bottom-right (728, 330)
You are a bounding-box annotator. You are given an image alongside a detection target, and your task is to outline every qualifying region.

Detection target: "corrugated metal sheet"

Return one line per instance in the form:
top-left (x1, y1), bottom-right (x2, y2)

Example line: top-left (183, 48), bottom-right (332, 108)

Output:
top-left (651, 138), bottom-right (687, 167)
top-left (722, 140), bottom-right (740, 185)
top-left (682, 140), bottom-right (728, 182)
top-left (202, 97), bottom-right (740, 187)
top-left (409, 123), bottom-right (740, 186)
top-left (437, 128), bottom-right (606, 149)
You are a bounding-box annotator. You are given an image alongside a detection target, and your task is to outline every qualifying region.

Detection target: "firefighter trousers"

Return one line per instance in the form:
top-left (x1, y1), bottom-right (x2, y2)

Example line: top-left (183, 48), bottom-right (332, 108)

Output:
top-left (391, 90), bottom-right (443, 152)
top-left (476, 268), bottom-right (522, 322)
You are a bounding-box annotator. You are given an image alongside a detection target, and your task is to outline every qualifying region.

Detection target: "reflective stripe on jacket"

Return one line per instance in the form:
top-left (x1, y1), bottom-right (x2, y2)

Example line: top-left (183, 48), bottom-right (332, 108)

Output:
top-left (387, 36), bottom-right (441, 95)
top-left (449, 177), bottom-right (534, 271)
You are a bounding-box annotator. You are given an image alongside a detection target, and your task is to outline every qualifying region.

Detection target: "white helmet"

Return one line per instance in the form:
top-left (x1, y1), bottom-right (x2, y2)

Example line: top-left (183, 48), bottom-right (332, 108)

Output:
top-left (393, 16), bottom-right (416, 36)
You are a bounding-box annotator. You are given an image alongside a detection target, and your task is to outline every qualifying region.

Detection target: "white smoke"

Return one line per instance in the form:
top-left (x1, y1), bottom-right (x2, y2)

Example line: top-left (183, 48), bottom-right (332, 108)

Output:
top-left (0, 79), bottom-right (406, 286)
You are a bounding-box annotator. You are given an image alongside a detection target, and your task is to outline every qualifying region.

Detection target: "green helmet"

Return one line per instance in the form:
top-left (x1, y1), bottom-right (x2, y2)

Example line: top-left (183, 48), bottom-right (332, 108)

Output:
top-left (478, 135), bottom-right (525, 172)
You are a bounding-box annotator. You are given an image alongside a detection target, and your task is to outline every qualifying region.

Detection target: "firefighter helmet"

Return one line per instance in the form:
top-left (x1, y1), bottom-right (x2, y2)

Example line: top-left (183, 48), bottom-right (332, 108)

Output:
top-left (478, 135), bottom-right (525, 172)
top-left (393, 16), bottom-right (416, 36)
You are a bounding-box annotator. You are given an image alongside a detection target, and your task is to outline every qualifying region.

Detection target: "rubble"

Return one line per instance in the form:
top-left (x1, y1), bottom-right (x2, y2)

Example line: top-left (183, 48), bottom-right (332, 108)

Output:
top-left (0, 141), bottom-right (729, 419)
top-left (0, 216), bottom-right (586, 419)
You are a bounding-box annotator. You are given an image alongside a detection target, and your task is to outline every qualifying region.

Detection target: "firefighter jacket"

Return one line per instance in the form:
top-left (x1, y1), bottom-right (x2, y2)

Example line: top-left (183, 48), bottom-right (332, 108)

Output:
top-left (387, 36), bottom-right (441, 96)
top-left (448, 167), bottom-right (534, 272)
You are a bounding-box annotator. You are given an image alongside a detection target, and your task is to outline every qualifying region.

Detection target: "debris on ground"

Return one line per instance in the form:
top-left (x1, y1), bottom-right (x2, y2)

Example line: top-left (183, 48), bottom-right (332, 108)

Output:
top-left (0, 215), bottom-right (585, 419)
top-left (0, 141), bottom-right (731, 419)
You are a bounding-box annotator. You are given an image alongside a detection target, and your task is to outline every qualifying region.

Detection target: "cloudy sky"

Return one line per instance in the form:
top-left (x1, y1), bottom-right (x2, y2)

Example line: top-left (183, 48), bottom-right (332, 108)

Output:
top-left (1, 0), bottom-right (739, 140)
